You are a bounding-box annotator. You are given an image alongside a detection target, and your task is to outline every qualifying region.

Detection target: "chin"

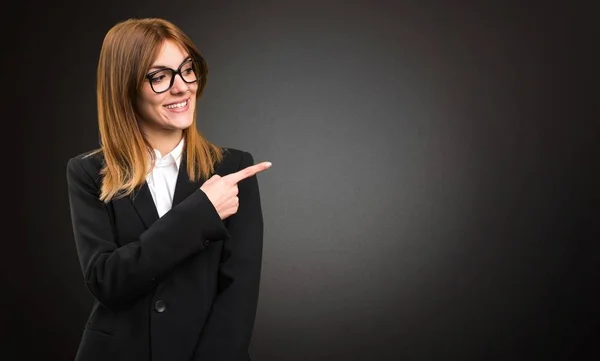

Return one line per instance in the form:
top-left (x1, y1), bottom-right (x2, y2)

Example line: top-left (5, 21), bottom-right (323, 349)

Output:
top-left (160, 112), bottom-right (194, 129)
top-left (179, 122), bottom-right (194, 130)
top-left (172, 120), bottom-right (194, 130)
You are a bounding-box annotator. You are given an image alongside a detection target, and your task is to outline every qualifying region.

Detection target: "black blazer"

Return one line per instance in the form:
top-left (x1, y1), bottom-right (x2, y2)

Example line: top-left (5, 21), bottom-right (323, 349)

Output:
top-left (66, 147), bottom-right (263, 361)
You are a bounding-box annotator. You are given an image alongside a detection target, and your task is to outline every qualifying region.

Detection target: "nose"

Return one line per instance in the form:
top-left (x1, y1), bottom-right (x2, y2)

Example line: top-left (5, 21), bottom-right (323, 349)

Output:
top-left (169, 73), bottom-right (189, 94)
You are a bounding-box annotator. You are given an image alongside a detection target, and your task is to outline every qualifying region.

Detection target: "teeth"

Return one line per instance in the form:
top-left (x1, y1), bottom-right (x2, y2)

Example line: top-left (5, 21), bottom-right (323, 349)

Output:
top-left (165, 100), bottom-right (187, 109)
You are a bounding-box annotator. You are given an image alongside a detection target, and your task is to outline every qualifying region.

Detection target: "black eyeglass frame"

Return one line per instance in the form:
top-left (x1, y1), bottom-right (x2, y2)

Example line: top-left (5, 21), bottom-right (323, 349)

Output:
top-left (145, 57), bottom-right (202, 94)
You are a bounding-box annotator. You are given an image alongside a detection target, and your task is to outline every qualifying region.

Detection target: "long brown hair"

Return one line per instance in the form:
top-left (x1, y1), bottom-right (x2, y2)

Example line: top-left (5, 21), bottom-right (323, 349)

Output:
top-left (92, 18), bottom-right (223, 202)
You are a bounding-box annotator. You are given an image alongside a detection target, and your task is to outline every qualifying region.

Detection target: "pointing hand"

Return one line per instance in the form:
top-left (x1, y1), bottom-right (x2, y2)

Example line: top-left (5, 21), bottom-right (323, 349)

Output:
top-left (200, 161), bottom-right (272, 220)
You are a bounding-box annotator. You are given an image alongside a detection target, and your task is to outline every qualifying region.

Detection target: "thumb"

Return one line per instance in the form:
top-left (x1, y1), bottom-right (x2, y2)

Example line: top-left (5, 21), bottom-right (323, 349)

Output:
top-left (203, 174), bottom-right (221, 186)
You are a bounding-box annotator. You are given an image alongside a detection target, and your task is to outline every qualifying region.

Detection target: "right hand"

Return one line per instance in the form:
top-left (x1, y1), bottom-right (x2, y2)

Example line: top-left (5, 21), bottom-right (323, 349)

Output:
top-left (200, 161), bottom-right (272, 220)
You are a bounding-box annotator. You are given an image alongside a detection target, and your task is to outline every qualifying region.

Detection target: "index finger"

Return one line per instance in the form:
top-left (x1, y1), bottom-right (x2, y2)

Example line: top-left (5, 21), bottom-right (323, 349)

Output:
top-left (225, 161), bottom-right (272, 184)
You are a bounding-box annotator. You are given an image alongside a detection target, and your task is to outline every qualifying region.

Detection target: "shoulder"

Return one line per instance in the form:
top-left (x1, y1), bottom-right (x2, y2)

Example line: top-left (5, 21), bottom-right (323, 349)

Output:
top-left (218, 147), bottom-right (256, 174)
top-left (221, 147), bottom-right (255, 167)
top-left (65, 149), bottom-right (104, 187)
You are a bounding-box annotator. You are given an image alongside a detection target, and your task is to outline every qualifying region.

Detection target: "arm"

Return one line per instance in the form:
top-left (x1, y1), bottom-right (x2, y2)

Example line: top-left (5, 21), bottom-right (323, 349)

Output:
top-left (66, 156), bottom-right (229, 311)
top-left (192, 151), bottom-right (264, 361)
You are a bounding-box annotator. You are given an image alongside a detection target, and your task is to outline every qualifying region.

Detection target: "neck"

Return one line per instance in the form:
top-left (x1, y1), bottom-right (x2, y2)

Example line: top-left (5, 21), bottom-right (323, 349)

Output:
top-left (144, 128), bottom-right (184, 157)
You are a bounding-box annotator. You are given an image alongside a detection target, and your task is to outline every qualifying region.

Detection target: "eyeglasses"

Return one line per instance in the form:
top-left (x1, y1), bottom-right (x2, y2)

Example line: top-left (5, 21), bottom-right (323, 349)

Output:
top-left (145, 58), bottom-right (201, 94)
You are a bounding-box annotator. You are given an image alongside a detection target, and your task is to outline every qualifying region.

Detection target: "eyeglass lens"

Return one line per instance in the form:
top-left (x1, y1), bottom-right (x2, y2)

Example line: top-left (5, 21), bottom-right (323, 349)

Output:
top-left (149, 60), bottom-right (198, 93)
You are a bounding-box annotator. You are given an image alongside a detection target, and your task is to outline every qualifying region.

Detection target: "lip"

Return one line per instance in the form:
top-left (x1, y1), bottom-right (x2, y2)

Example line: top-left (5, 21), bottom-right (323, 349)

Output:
top-left (163, 98), bottom-right (190, 113)
top-left (164, 98), bottom-right (189, 107)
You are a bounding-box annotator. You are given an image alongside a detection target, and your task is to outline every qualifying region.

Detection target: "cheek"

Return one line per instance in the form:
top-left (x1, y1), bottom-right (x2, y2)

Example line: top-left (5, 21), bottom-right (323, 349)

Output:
top-left (136, 94), bottom-right (167, 123)
top-left (139, 93), bottom-right (166, 111)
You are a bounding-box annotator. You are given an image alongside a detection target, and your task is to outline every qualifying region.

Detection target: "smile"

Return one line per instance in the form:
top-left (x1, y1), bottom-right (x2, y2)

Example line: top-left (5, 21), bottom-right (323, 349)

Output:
top-left (164, 99), bottom-right (188, 109)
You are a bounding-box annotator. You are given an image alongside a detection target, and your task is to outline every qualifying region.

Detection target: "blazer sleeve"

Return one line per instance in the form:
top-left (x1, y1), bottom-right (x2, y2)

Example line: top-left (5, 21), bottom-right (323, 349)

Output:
top-left (191, 151), bottom-right (264, 361)
top-left (66, 156), bottom-right (229, 311)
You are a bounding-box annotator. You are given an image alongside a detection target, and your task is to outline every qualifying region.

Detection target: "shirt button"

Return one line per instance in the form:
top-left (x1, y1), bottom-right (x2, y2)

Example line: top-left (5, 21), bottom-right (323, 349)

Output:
top-left (203, 240), bottom-right (210, 246)
top-left (155, 300), bottom-right (167, 313)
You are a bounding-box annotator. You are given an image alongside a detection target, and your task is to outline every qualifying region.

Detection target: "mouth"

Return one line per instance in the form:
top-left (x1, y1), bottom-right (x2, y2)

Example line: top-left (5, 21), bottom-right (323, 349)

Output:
top-left (163, 99), bottom-right (189, 111)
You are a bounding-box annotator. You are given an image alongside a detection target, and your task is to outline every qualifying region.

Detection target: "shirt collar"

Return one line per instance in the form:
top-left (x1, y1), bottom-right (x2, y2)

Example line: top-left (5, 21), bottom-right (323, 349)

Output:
top-left (152, 137), bottom-right (184, 170)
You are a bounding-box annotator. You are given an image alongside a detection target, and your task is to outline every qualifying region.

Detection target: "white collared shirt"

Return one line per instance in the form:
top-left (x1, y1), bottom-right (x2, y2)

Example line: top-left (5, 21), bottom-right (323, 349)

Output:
top-left (146, 138), bottom-right (184, 218)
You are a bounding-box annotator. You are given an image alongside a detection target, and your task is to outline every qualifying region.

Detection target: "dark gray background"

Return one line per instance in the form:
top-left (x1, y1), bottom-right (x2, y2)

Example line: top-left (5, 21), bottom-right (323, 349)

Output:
top-left (6, 1), bottom-right (598, 360)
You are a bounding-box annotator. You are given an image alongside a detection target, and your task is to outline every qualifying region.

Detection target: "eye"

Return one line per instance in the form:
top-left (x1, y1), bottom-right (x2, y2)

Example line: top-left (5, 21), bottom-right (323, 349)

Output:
top-left (182, 63), bottom-right (194, 74)
top-left (149, 69), bottom-right (170, 83)
top-left (151, 75), bottom-right (166, 83)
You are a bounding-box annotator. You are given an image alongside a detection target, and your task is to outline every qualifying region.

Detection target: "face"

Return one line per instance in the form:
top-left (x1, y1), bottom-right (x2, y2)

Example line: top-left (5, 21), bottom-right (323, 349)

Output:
top-left (136, 40), bottom-right (198, 138)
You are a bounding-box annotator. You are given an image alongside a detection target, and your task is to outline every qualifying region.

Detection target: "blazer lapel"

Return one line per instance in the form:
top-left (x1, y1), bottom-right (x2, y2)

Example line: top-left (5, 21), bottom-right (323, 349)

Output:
top-left (172, 151), bottom-right (205, 207)
top-left (131, 182), bottom-right (159, 229)
top-left (130, 150), bottom-right (208, 229)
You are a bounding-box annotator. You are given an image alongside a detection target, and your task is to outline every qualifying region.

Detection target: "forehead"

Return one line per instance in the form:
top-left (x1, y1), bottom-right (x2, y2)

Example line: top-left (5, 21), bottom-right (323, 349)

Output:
top-left (151, 40), bottom-right (190, 68)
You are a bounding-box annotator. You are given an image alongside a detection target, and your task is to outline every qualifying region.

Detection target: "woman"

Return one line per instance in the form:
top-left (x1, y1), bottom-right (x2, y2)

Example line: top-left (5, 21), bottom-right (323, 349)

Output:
top-left (66, 17), bottom-right (271, 361)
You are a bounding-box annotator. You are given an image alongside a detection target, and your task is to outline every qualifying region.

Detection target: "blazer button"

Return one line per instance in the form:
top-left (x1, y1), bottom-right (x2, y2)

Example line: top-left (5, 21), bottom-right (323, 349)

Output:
top-left (203, 240), bottom-right (210, 246)
top-left (155, 300), bottom-right (167, 313)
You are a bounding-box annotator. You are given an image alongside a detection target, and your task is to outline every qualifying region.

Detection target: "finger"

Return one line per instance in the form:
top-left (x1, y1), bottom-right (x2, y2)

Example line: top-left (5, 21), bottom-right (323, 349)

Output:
top-left (225, 161), bottom-right (272, 184)
top-left (202, 174), bottom-right (220, 187)
top-left (208, 174), bottom-right (221, 183)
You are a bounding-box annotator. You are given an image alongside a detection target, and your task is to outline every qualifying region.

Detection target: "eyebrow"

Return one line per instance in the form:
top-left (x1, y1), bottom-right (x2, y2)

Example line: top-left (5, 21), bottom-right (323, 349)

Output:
top-left (149, 57), bottom-right (192, 71)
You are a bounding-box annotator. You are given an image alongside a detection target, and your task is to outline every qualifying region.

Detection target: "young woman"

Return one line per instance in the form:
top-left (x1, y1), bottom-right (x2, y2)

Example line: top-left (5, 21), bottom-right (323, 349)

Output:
top-left (66, 17), bottom-right (271, 361)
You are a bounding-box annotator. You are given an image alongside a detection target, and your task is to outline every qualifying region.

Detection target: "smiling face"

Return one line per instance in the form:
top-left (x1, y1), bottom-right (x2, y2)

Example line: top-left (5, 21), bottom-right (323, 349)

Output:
top-left (136, 40), bottom-right (198, 143)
